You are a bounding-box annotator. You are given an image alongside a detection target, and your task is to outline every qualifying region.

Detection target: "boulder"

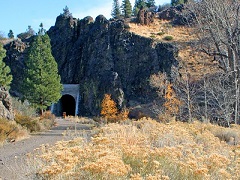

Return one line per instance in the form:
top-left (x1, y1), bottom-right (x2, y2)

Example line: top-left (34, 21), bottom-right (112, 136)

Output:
top-left (0, 87), bottom-right (14, 120)
top-left (137, 8), bottom-right (155, 25)
top-left (158, 4), bottom-right (195, 26)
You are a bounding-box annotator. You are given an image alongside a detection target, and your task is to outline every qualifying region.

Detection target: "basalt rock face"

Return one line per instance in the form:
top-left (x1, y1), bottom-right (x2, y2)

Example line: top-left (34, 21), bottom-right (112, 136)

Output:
top-left (137, 8), bottom-right (155, 25)
top-left (4, 14), bottom-right (178, 116)
top-left (4, 39), bottom-right (29, 96)
top-left (158, 4), bottom-right (194, 26)
top-left (47, 14), bottom-right (178, 115)
top-left (0, 87), bottom-right (14, 120)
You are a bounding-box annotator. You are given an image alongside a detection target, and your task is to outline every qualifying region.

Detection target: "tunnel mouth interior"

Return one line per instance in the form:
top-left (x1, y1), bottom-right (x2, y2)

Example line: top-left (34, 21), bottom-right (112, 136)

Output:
top-left (60, 94), bottom-right (76, 116)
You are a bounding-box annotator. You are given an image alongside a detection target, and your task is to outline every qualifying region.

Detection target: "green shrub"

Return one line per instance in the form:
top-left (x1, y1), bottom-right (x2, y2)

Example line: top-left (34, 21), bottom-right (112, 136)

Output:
top-left (157, 32), bottom-right (165, 36)
top-left (12, 98), bottom-right (37, 117)
top-left (164, 36), bottom-right (173, 41)
top-left (150, 35), bottom-right (156, 39)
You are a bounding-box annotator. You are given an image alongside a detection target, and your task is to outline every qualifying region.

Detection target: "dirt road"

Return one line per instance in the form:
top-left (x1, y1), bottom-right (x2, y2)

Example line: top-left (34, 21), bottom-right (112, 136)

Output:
top-left (0, 118), bottom-right (93, 180)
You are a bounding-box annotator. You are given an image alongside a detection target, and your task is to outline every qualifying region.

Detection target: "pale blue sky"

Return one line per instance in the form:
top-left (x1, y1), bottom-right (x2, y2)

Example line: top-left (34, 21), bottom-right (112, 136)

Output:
top-left (0, 0), bottom-right (170, 37)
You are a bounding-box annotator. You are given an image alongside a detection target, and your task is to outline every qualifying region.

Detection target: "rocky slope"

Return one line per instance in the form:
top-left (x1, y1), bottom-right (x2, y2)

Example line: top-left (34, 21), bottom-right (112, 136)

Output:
top-left (4, 13), bottom-right (179, 116)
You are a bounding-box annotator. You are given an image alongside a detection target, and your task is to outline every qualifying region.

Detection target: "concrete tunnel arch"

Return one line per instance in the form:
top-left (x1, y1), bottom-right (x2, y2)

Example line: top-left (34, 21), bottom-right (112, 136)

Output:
top-left (51, 84), bottom-right (80, 116)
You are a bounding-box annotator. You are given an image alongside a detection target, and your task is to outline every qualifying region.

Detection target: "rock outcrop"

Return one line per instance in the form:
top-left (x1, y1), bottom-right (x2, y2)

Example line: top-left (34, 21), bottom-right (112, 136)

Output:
top-left (4, 13), bottom-right (179, 116)
top-left (137, 7), bottom-right (155, 25)
top-left (4, 39), bottom-right (29, 96)
top-left (158, 4), bottom-right (194, 25)
top-left (0, 87), bottom-right (14, 120)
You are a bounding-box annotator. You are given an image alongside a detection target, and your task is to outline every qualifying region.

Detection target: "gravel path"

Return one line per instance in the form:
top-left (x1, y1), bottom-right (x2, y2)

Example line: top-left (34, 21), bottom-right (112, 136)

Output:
top-left (0, 118), bottom-right (93, 180)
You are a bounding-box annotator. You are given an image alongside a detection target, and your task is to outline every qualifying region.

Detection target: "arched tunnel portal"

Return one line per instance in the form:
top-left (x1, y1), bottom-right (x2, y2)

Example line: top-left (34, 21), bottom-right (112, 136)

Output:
top-left (51, 84), bottom-right (80, 117)
top-left (60, 94), bottom-right (76, 116)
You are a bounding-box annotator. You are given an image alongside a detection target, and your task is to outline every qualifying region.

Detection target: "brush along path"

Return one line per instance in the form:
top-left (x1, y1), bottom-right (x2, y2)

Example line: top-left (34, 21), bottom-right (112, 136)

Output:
top-left (0, 118), bottom-right (94, 180)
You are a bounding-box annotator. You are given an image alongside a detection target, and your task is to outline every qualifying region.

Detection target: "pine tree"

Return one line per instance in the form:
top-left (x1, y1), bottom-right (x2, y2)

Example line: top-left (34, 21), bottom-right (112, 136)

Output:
top-left (146, 0), bottom-right (155, 7)
top-left (8, 30), bottom-right (14, 39)
top-left (0, 44), bottom-right (12, 88)
top-left (171, 0), bottom-right (187, 6)
top-left (133, 0), bottom-right (146, 16)
top-left (111, 0), bottom-right (121, 19)
top-left (27, 26), bottom-right (35, 36)
top-left (122, 0), bottom-right (132, 18)
top-left (38, 23), bottom-right (46, 35)
top-left (62, 6), bottom-right (72, 17)
top-left (101, 94), bottom-right (118, 119)
top-left (17, 26), bottom-right (35, 40)
top-left (22, 34), bottom-right (62, 114)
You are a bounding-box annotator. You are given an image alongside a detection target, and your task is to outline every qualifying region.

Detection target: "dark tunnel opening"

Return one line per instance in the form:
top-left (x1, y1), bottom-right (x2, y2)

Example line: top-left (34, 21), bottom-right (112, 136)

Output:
top-left (60, 94), bottom-right (76, 116)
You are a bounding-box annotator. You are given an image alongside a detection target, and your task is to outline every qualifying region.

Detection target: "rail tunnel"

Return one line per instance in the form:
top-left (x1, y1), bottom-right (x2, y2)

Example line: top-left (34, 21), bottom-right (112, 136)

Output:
top-left (60, 94), bottom-right (76, 116)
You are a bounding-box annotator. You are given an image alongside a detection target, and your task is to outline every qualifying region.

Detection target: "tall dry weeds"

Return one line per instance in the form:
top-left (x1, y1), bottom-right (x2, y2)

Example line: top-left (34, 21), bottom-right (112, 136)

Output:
top-left (27, 117), bottom-right (240, 179)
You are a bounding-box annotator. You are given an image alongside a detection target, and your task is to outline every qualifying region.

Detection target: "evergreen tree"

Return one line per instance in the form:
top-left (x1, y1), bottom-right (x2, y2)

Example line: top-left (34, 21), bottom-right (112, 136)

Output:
top-left (27, 25), bottom-right (35, 36)
top-left (17, 25), bottom-right (35, 40)
top-left (0, 44), bottom-right (12, 88)
top-left (158, 3), bottom-right (171, 12)
top-left (122, 0), bottom-right (132, 18)
top-left (22, 34), bottom-right (62, 114)
top-left (133, 0), bottom-right (146, 16)
top-left (8, 30), bottom-right (14, 39)
top-left (111, 0), bottom-right (121, 19)
top-left (38, 23), bottom-right (46, 35)
top-left (62, 6), bottom-right (72, 17)
top-left (171, 0), bottom-right (187, 6)
top-left (146, 0), bottom-right (155, 7)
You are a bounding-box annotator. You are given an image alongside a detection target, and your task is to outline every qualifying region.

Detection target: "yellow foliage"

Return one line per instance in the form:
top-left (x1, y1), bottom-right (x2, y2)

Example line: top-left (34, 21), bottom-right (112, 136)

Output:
top-left (101, 94), bottom-right (118, 120)
top-left (163, 84), bottom-right (182, 116)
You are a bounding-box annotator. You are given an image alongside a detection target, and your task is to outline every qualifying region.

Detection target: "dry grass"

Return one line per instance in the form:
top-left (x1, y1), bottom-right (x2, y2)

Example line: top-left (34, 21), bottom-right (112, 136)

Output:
top-left (129, 19), bottom-right (196, 43)
top-left (0, 118), bottom-right (29, 145)
top-left (178, 46), bottom-right (220, 80)
top-left (28, 117), bottom-right (240, 179)
top-left (14, 111), bottom-right (56, 133)
top-left (64, 116), bottom-right (97, 125)
top-left (129, 20), bottom-right (219, 80)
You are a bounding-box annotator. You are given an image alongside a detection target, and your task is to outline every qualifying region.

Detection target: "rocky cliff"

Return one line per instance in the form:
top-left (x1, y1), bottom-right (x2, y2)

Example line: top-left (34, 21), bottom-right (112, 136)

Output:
top-left (4, 13), bottom-right (178, 116)
top-left (0, 87), bottom-right (14, 120)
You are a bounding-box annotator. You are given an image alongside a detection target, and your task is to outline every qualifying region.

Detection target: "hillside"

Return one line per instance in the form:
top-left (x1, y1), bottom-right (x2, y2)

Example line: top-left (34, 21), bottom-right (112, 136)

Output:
top-left (3, 13), bottom-right (179, 117)
top-left (2, 1), bottom-right (240, 125)
top-left (129, 18), bottom-right (219, 80)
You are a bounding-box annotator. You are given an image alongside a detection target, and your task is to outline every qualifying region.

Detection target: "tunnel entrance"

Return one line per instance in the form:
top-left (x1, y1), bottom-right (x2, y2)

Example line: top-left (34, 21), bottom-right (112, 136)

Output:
top-left (60, 94), bottom-right (76, 116)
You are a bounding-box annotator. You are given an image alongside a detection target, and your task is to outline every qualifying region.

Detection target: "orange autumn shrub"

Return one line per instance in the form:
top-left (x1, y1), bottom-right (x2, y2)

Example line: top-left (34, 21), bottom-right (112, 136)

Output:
top-left (100, 94), bottom-right (118, 120)
top-left (163, 84), bottom-right (182, 116)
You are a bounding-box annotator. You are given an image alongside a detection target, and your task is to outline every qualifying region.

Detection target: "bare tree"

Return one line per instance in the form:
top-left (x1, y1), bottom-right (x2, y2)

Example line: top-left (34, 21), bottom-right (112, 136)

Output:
top-left (188, 0), bottom-right (240, 124)
top-left (171, 65), bottom-right (198, 122)
top-left (149, 71), bottom-right (169, 98)
top-left (205, 73), bottom-right (235, 126)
